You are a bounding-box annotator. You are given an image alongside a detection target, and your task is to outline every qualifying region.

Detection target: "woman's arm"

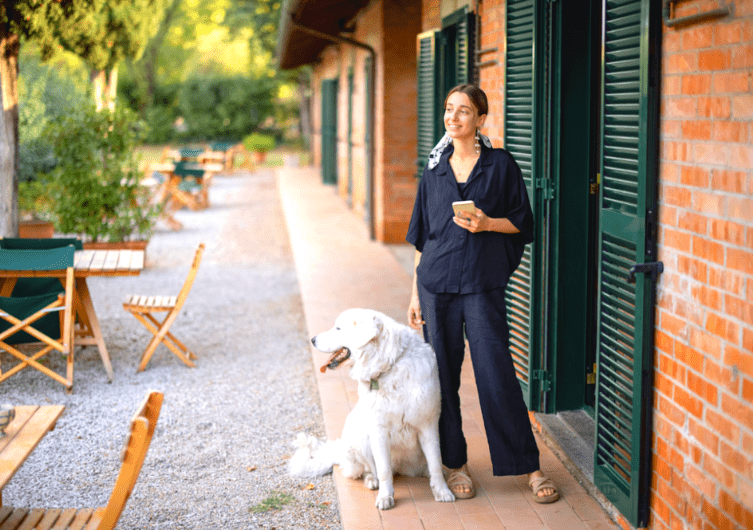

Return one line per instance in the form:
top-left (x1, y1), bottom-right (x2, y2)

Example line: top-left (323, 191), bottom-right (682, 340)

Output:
top-left (407, 250), bottom-right (424, 329)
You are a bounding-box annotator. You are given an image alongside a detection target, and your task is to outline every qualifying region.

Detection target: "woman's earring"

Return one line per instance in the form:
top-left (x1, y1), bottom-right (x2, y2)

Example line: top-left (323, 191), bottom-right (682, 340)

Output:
top-left (475, 129), bottom-right (480, 154)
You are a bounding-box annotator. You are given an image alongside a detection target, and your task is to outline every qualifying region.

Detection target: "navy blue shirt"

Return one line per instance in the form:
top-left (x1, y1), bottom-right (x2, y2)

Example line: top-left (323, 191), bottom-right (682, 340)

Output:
top-left (406, 144), bottom-right (534, 294)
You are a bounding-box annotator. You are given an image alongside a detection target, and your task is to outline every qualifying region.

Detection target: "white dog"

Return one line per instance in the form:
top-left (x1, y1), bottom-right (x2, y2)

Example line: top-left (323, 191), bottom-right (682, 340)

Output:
top-left (288, 308), bottom-right (454, 510)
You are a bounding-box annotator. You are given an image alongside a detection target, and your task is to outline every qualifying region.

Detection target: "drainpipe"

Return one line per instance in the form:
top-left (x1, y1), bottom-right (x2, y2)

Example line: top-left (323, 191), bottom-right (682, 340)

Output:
top-left (289, 18), bottom-right (377, 240)
top-left (662, 0), bottom-right (731, 27)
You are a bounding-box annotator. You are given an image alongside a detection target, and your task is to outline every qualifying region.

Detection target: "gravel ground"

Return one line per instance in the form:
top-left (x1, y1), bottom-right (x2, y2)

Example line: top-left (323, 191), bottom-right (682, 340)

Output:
top-left (1, 169), bottom-right (343, 530)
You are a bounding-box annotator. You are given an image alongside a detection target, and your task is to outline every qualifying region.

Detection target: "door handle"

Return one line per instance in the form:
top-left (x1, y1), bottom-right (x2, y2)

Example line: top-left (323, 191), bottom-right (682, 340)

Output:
top-left (627, 261), bottom-right (664, 283)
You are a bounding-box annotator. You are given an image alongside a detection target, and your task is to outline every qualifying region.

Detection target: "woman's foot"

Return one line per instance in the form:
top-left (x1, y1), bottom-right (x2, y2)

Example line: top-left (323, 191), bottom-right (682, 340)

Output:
top-left (528, 470), bottom-right (559, 503)
top-left (444, 464), bottom-right (476, 499)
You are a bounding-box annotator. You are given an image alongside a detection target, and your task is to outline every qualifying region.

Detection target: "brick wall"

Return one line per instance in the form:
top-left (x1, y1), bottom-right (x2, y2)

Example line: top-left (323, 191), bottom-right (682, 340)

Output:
top-left (653, 2), bottom-right (753, 529)
top-left (477, 0), bottom-right (505, 147)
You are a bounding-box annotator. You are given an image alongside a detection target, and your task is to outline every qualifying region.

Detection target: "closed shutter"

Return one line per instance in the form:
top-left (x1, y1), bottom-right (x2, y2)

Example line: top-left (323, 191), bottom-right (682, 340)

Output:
top-left (453, 11), bottom-right (476, 86)
top-left (321, 78), bottom-right (338, 184)
top-left (503, 0), bottom-right (538, 409)
top-left (593, 0), bottom-right (659, 526)
top-left (416, 30), bottom-right (442, 177)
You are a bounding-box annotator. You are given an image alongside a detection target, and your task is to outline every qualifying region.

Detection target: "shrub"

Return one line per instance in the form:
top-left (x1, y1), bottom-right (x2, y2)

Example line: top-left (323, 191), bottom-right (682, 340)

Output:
top-left (243, 132), bottom-right (275, 153)
top-left (45, 105), bottom-right (159, 242)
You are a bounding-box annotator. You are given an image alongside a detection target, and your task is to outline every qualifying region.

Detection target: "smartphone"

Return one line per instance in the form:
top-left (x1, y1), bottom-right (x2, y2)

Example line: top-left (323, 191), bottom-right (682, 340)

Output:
top-left (452, 200), bottom-right (476, 217)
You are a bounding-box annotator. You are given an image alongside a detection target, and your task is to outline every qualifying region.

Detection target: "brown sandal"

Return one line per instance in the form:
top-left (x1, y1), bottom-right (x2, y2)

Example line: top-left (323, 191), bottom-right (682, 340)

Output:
top-left (529, 475), bottom-right (560, 504)
top-left (444, 466), bottom-right (476, 499)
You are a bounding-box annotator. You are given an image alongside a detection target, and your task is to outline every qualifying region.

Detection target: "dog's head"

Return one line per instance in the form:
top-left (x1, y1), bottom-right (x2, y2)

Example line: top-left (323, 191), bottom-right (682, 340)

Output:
top-left (312, 309), bottom-right (384, 372)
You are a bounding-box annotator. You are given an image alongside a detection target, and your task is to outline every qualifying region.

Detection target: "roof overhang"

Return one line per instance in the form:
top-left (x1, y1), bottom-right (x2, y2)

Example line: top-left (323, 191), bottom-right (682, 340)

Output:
top-left (276, 0), bottom-right (371, 70)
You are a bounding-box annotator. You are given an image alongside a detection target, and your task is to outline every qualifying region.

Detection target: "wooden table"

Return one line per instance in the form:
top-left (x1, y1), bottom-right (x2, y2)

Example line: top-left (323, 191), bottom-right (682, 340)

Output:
top-left (0, 250), bottom-right (144, 382)
top-left (0, 405), bottom-right (65, 506)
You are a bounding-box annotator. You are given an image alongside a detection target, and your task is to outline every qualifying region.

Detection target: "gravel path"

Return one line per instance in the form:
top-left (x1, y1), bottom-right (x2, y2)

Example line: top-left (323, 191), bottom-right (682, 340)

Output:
top-left (1, 170), bottom-right (343, 530)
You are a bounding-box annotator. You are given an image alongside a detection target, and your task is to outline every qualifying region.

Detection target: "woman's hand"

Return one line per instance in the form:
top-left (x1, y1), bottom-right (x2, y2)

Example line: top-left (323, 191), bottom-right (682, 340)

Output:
top-left (453, 207), bottom-right (490, 233)
top-left (407, 294), bottom-right (424, 330)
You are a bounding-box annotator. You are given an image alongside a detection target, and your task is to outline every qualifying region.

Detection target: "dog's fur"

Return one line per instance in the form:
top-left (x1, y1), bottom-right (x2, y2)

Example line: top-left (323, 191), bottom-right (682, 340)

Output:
top-left (288, 309), bottom-right (454, 510)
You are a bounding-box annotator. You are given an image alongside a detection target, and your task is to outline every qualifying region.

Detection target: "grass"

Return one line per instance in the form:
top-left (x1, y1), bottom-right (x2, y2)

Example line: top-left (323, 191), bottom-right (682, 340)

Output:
top-left (249, 491), bottom-right (295, 513)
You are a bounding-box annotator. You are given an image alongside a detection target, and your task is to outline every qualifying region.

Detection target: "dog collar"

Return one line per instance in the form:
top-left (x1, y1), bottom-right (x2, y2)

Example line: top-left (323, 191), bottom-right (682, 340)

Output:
top-left (370, 378), bottom-right (379, 391)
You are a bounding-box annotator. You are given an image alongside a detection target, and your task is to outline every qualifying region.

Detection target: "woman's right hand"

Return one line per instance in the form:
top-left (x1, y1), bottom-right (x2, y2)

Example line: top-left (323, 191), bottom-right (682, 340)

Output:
top-left (407, 295), bottom-right (424, 330)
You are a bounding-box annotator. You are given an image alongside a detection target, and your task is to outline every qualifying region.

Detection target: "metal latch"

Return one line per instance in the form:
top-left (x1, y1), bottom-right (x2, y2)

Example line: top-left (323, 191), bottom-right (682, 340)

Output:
top-left (587, 363), bottom-right (596, 385)
top-left (532, 369), bottom-right (552, 392)
top-left (535, 178), bottom-right (556, 200)
top-left (627, 261), bottom-right (664, 283)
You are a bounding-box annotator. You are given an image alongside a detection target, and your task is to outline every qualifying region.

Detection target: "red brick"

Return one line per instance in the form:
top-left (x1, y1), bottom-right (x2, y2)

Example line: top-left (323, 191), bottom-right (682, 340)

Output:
top-left (658, 393), bottom-right (687, 426)
top-left (664, 227), bottom-right (692, 252)
top-left (731, 44), bottom-right (753, 69)
top-left (692, 284), bottom-right (722, 311)
top-left (692, 236), bottom-right (724, 264)
top-left (666, 97), bottom-right (697, 117)
top-left (715, 21), bottom-right (744, 45)
top-left (728, 197), bottom-right (753, 224)
top-left (689, 417), bottom-right (719, 453)
top-left (698, 96), bottom-right (731, 118)
top-left (706, 312), bottom-right (741, 344)
top-left (702, 499), bottom-right (736, 530)
top-left (662, 119), bottom-right (682, 138)
top-left (743, 378), bottom-right (753, 401)
top-left (706, 409), bottom-right (740, 444)
top-left (675, 386), bottom-right (704, 419)
top-left (676, 342), bottom-right (705, 372)
top-left (653, 452), bottom-right (673, 483)
top-left (681, 74), bottom-right (712, 95)
top-left (693, 142), bottom-right (727, 165)
top-left (678, 212), bottom-right (707, 235)
top-left (692, 191), bottom-right (725, 216)
top-left (663, 184), bottom-right (692, 206)
top-left (686, 369), bottom-right (718, 404)
top-left (689, 326), bottom-right (722, 359)
top-left (679, 165), bottom-right (710, 187)
top-left (724, 345), bottom-right (753, 379)
top-left (686, 463), bottom-right (717, 499)
top-left (718, 489), bottom-right (753, 530)
top-left (705, 357), bottom-right (740, 395)
top-left (733, 94), bottom-right (753, 119)
top-left (699, 49), bottom-right (730, 70)
top-left (656, 371), bottom-right (675, 397)
top-left (709, 267), bottom-right (744, 295)
top-left (660, 204), bottom-right (678, 226)
top-left (664, 75), bottom-right (682, 95)
top-left (657, 476), bottom-right (686, 517)
top-left (703, 455), bottom-right (737, 491)
top-left (710, 219), bottom-right (745, 246)
top-left (721, 394), bottom-right (753, 435)
top-left (678, 255), bottom-right (708, 282)
top-left (712, 121), bottom-right (748, 142)
top-left (713, 72), bottom-right (750, 93)
top-left (744, 328), bottom-right (753, 354)
top-left (662, 311), bottom-right (688, 338)
top-left (711, 169), bottom-right (746, 193)
top-left (719, 441), bottom-right (748, 475)
top-left (656, 329), bottom-right (675, 355)
top-left (682, 26), bottom-right (713, 49)
top-left (667, 52), bottom-right (698, 73)
top-left (724, 295), bottom-right (753, 327)
top-left (664, 141), bottom-right (692, 161)
top-left (727, 248), bottom-right (753, 276)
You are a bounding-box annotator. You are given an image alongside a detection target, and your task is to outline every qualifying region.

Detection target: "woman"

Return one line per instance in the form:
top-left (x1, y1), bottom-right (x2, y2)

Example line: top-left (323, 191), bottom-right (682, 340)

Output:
top-left (406, 84), bottom-right (558, 503)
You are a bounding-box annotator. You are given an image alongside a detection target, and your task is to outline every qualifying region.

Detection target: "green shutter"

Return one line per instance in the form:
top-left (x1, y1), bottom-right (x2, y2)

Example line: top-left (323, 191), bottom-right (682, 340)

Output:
top-left (593, 0), bottom-right (659, 526)
top-left (321, 78), bottom-right (338, 185)
top-left (503, 0), bottom-right (538, 410)
top-left (453, 10), bottom-right (475, 85)
top-left (416, 30), bottom-right (442, 176)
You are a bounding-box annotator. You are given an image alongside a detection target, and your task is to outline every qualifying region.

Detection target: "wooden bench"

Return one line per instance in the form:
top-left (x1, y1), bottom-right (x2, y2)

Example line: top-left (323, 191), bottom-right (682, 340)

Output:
top-left (0, 391), bottom-right (163, 530)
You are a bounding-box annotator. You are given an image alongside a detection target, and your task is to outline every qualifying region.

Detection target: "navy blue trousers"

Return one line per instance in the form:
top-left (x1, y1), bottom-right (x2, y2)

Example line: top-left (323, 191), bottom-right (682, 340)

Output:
top-left (419, 284), bottom-right (540, 476)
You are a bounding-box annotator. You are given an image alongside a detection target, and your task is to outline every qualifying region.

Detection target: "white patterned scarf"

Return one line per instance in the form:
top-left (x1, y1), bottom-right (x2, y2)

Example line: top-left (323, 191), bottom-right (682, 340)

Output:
top-left (427, 132), bottom-right (493, 170)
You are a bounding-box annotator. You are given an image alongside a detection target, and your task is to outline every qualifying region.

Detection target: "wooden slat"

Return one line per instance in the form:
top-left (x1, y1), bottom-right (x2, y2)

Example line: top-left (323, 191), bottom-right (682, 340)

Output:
top-left (116, 250), bottom-right (133, 271)
top-left (102, 251), bottom-right (119, 271)
top-left (0, 508), bottom-right (29, 530)
top-left (0, 406), bottom-right (36, 454)
top-left (74, 251), bottom-right (96, 271)
top-left (67, 508), bottom-right (94, 530)
top-left (31, 508), bottom-right (62, 530)
top-left (168, 296), bottom-right (177, 306)
top-left (88, 251), bottom-right (107, 272)
top-left (82, 507), bottom-right (105, 530)
top-left (0, 508), bottom-right (14, 526)
top-left (48, 508), bottom-right (77, 530)
top-left (16, 508), bottom-right (45, 530)
top-left (130, 251), bottom-right (145, 271)
top-left (146, 296), bottom-right (156, 307)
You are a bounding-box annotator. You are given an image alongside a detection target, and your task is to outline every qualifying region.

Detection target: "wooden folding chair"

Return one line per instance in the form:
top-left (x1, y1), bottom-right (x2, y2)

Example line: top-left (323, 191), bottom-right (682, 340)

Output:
top-left (123, 244), bottom-right (205, 372)
top-left (0, 391), bottom-right (163, 530)
top-left (0, 246), bottom-right (75, 391)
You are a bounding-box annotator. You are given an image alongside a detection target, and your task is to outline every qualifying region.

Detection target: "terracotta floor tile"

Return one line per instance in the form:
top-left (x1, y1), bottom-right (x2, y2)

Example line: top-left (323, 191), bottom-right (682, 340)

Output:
top-left (380, 516), bottom-right (426, 530)
top-left (459, 512), bottom-right (507, 530)
top-left (563, 493), bottom-right (610, 522)
top-left (452, 493), bottom-right (495, 516)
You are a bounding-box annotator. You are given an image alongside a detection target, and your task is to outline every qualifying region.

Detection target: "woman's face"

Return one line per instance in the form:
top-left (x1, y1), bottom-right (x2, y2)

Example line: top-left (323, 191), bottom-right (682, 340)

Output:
top-left (444, 92), bottom-right (486, 142)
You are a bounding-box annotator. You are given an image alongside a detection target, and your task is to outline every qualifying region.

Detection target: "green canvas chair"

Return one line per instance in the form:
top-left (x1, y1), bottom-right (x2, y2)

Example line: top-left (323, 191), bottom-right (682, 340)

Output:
top-left (0, 246), bottom-right (76, 391)
top-left (0, 238), bottom-right (82, 298)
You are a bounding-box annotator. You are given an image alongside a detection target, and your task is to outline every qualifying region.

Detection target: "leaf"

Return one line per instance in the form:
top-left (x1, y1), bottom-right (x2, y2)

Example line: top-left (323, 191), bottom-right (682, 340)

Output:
top-left (247, 465), bottom-right (257, 472)
top-left (305, 483), bottom-right (315, 490)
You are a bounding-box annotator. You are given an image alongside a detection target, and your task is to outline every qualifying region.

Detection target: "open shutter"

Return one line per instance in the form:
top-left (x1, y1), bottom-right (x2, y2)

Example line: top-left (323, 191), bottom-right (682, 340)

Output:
top-left (503, 0), bottom-right (538, 410)
top-left (321, 78), bottom-right (338, 184)
top-left (453, 10), bottom-right (476, 86)
top-left (593, 0), bottom-right (659, 526)
top-left (416, 30), bottom-right (442, 177)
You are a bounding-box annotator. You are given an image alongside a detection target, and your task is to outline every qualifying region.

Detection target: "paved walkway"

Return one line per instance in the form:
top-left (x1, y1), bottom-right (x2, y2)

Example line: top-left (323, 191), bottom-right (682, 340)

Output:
top-left (277, 166), bottom-right (621, 530)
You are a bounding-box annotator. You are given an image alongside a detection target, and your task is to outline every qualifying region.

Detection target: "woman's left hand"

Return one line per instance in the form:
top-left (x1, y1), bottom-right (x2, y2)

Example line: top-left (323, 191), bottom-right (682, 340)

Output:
top-left (453, 208), bottom-right (490, 233)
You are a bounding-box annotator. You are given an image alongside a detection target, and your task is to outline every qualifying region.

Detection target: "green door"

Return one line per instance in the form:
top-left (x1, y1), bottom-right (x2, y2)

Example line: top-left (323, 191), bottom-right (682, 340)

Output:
top-left (503, 0), bottom-right (545, 410)
top-left (593, 0), bottom-right (660, 526)
top-left (321, 78), bottom-right (338, 185)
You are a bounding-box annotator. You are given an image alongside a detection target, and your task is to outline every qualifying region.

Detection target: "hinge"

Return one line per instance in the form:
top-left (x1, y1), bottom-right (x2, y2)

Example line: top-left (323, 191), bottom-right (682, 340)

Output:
top-left (532, 369), bottom-right (552, 392)
top-left (586, 363), bottom-right (596, 385)
top-left (590, 172), bottom-right (601, 195)
top-left (535, 178), bottom-right (556, 200)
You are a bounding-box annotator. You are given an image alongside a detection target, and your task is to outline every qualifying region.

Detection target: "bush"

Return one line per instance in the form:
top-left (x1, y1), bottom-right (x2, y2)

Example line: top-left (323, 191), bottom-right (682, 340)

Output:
top-left (45, 105), bottom-right (159, 243)
top-left (243, 132), bottom-right (275, 153)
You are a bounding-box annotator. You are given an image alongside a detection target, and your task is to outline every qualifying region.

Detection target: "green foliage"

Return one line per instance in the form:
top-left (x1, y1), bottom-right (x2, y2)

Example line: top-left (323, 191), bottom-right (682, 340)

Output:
top-left (243, 132), bottom-right (275, 153)
top-left (249, 491), bottom-right (294, 513)
top-left (45, 105), bottom-right (159, 242)
top-left (177, 76), bottom-right (276, 141)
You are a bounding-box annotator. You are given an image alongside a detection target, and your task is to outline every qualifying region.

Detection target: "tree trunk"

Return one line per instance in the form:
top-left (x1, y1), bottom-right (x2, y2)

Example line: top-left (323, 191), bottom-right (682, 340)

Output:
top-left (107, 66), bottom-right (118, 112)
top-left (92, 69), bottom-right (106, 111)
top-left (0, 31), bottom-right (20, 238)
top-left (297, 70), bottom-right (311, 149)
top-left (91, 67), bottom-right (118, 112)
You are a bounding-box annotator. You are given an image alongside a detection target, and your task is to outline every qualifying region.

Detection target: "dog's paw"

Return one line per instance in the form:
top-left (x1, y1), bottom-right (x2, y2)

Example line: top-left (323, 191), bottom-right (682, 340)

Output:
top-left (375, 494), bottom-right (395, 510)
top-left (432, 484), bottom-right (455, 503)
top-left (363, 473), bottom-right (379, 490)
